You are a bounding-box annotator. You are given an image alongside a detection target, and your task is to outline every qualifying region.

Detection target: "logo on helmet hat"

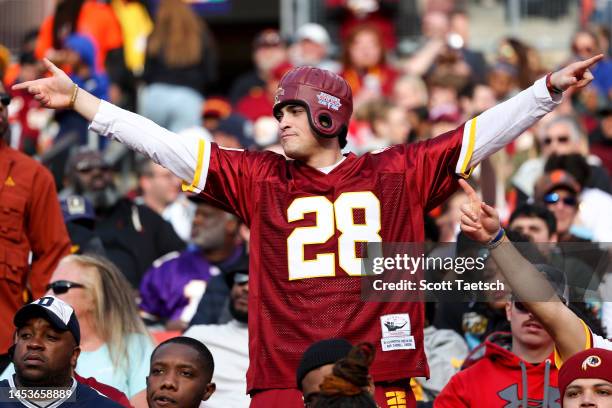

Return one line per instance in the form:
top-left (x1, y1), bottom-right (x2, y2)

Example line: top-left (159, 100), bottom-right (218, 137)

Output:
top-left (581, 355), bottom-right (602, 371)
top-left (317, 92), bottom-right (341, 111)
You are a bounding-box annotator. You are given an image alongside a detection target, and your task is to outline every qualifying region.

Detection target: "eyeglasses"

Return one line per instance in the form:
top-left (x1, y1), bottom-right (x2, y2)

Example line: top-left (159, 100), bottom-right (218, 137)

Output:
top-left (75, 162), bottom-right (111, 173)
top-left (46, 280), bottom-right (85, 295)
top-left (575, 46), bottom-right (594, 54)
top-left (0, 93), bottom-right (10, 107)
top-left (544, 193), bottom-right (577, 207)
top-left (542, 135), bottom-right (570, 145)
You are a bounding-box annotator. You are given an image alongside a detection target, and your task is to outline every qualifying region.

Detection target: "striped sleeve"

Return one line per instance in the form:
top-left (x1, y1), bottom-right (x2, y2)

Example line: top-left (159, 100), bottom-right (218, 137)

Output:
top-left (89, 100), bottom-right (212, 193)
top-left (455, 76), bottom-right (562, 176)
top-left (554, 319), bottom-right (594, 368)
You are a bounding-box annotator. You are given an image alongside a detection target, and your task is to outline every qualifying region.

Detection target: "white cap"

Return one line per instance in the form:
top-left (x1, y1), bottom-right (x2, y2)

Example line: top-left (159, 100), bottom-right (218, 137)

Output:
top-left (295, 23), bottom-right (330, 47)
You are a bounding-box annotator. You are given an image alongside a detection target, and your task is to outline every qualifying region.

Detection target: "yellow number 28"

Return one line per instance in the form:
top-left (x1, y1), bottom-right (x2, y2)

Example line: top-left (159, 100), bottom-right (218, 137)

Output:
top-left (287, 192), bottom-right (382, 280)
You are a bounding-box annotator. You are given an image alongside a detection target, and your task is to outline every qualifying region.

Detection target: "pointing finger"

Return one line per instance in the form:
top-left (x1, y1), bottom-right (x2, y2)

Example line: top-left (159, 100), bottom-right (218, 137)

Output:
top-left (12, 81), bottom-right (35, 91)
top-left (579, 54), bottom-right (604, 69)
top-left (458, 179), bottom-right (479, 201)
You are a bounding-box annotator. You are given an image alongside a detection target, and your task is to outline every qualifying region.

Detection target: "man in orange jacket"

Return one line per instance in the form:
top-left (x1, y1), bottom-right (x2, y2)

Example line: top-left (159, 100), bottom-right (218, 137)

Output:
top-left (0, 82), bottom-right (71, 371)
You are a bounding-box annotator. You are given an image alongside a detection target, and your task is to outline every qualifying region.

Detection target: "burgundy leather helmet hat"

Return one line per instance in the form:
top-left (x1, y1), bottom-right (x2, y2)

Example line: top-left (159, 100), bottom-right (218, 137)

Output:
top-left (273, 66), bottom-right (353, 147)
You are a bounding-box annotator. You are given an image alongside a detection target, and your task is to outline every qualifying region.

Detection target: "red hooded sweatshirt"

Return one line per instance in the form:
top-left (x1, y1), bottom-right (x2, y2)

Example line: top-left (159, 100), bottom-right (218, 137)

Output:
top-left (435, 332), bottom-right (560, 408)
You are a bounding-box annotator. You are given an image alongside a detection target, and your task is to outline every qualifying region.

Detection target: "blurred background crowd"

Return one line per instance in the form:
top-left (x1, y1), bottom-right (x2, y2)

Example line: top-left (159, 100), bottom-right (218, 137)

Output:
top-left (1, 0), bottom-right (612, 406)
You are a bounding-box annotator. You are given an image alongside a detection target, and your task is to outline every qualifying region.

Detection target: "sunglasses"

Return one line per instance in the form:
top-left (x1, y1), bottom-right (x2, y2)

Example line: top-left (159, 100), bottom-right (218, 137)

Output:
top-left (513, 300), bottom-right (529, 313)
top-left (0, 93), bottom-right (10, 107)
top-left (46, 280), bottom-right (85, 295)
top-left (542, 135), bottom-right (570, 145)
top-left (75, 162), bottom-right (111, 173)
top-left (544, 193), bottom-right (577, 207)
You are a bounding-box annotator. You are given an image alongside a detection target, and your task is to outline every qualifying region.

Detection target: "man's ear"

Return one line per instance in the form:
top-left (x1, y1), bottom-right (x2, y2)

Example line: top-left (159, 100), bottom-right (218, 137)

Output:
top-left (202, 383), bottom-right (216, 401)
top-left (71, 346), bottom-right (81, 368)
top-left (505, 301), bottom-right (512, 322)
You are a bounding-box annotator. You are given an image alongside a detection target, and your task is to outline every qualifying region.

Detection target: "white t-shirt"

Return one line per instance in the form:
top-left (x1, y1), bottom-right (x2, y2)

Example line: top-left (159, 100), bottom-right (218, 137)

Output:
top-left (184, 320), bottom-right (249, 408)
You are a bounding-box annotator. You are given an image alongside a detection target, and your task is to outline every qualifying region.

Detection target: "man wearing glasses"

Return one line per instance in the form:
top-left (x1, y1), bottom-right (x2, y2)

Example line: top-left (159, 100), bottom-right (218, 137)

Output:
top-left (533, 169), bottom-right (583, 243)
top-left (0, 81), bottom-right (70, 373)
top-left (436, 263), bottom-right (565, 407)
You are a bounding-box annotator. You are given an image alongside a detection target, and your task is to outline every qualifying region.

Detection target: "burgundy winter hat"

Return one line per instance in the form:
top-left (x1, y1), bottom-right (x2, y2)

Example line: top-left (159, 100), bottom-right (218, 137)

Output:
top-left (558, 348), bottom-right (612, 401)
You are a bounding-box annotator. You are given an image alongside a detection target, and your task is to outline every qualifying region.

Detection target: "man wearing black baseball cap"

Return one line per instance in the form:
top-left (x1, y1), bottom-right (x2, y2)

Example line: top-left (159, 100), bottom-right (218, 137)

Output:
top-left (0, 296), bottom-right (122, 407)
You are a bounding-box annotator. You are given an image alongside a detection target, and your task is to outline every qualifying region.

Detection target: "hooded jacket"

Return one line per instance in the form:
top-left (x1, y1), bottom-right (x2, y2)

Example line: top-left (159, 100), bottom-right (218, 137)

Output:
top-left (435, 332), bottom-right (560, 408)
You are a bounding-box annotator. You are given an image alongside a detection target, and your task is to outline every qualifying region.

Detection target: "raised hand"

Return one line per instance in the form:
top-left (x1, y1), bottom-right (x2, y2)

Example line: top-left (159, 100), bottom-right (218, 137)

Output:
top-left (550, 54), bottom-right (603, 92)
top-left (12, 58), bottom-right (74, 109)
top-left (457, 179), bottom-right (501, 244)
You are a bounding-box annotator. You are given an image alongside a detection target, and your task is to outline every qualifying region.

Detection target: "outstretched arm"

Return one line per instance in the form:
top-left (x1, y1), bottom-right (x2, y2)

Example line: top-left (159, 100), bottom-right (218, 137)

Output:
top-left (454, 55), bottom-right (602, 176)
top-left (457, 179), bottom-right (589, 362)
top-left (12, 58), bottom-right (101, 120)
top-left (13, 59), bottom-right (208, 191)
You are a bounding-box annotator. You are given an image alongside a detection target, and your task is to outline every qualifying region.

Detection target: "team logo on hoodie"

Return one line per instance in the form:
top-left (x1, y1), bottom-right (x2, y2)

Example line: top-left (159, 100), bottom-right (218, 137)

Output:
top-left (582, 355), bottom-right (602, 370)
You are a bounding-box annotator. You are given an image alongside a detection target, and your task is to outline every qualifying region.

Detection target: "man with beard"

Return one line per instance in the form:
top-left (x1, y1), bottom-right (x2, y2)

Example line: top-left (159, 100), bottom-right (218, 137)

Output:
top-left (0, 296), bottom-right (122, 407)
top-left (139, 197), bottom-right (244, 330)
top-left (60, 147), bottom-right (185, 287)
top-left (184, 256), bottom-right (249, 408)
top-left (0, 82), bottom-right (70, 373)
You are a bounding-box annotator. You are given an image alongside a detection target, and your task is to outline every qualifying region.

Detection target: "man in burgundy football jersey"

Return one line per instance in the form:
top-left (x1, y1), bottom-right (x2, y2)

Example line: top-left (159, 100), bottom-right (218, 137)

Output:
top-left (14, 54), bottom-right (602, 408)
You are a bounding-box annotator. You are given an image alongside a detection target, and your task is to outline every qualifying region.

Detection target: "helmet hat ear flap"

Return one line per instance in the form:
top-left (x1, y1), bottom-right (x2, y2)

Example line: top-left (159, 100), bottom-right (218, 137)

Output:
top-left (318, 113), bottom-right (333, 129)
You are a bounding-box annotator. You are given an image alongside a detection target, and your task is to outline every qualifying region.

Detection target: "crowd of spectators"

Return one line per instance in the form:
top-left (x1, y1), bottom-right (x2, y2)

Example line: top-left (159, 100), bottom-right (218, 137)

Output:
top-left (1, 0), bottom-right (612, 407)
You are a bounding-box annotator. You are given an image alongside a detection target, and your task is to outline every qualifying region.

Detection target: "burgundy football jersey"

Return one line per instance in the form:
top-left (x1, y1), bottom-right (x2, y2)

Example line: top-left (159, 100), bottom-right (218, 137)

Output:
top-left (197, 128), bottom-right (465, 392)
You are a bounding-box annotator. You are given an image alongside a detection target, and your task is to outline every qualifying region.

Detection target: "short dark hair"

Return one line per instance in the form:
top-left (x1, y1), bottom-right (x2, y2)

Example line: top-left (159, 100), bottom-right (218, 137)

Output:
top-left (136, 159), bottom-right (155, 179)
top-left (458, 82), bottom-right (487, 100)
top-left (544, 153), bottom-right (591, 189)
top-left (509, 204), bottom-right (557, 236)
top-left (152, 337), bottom-right (215, 380)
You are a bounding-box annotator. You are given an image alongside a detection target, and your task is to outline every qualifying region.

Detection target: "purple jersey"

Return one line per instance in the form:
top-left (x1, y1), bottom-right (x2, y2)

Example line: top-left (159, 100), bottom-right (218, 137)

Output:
top-left (139, 247), bottom-right (221, 322)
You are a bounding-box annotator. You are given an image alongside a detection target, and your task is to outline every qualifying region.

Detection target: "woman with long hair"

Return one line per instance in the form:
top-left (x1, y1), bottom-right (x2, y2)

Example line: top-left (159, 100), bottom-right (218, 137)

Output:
top-left (340, 24), bottom-right (398, 109)
top-left (1, 254), bottom-right (154, 406)
top-left (140, 0), bottom-right (218, 132)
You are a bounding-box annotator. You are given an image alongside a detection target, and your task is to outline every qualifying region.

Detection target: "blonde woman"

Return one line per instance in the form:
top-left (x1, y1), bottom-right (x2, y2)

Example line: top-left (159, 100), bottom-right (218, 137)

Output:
top-left (1, 254), bottom-right (154, 407)
top-left (139, 0), bottom-right (217, 132)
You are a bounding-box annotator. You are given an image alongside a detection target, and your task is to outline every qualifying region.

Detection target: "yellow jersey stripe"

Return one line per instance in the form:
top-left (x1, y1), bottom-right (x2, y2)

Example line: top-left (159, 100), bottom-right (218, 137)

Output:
top-left (554, 319), bottom-right (592, 368)
top-left (460, 117), bottom-right (478, 176)
top-left (181, 138), bottom-right (206, 192)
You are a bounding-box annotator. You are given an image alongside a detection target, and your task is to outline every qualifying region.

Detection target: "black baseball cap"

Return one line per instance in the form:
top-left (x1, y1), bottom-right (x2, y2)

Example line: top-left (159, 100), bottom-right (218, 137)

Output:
top-left (224, 254), bottom-right (249, 288)
top-left (296, 338), bottom-right (353, 390)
